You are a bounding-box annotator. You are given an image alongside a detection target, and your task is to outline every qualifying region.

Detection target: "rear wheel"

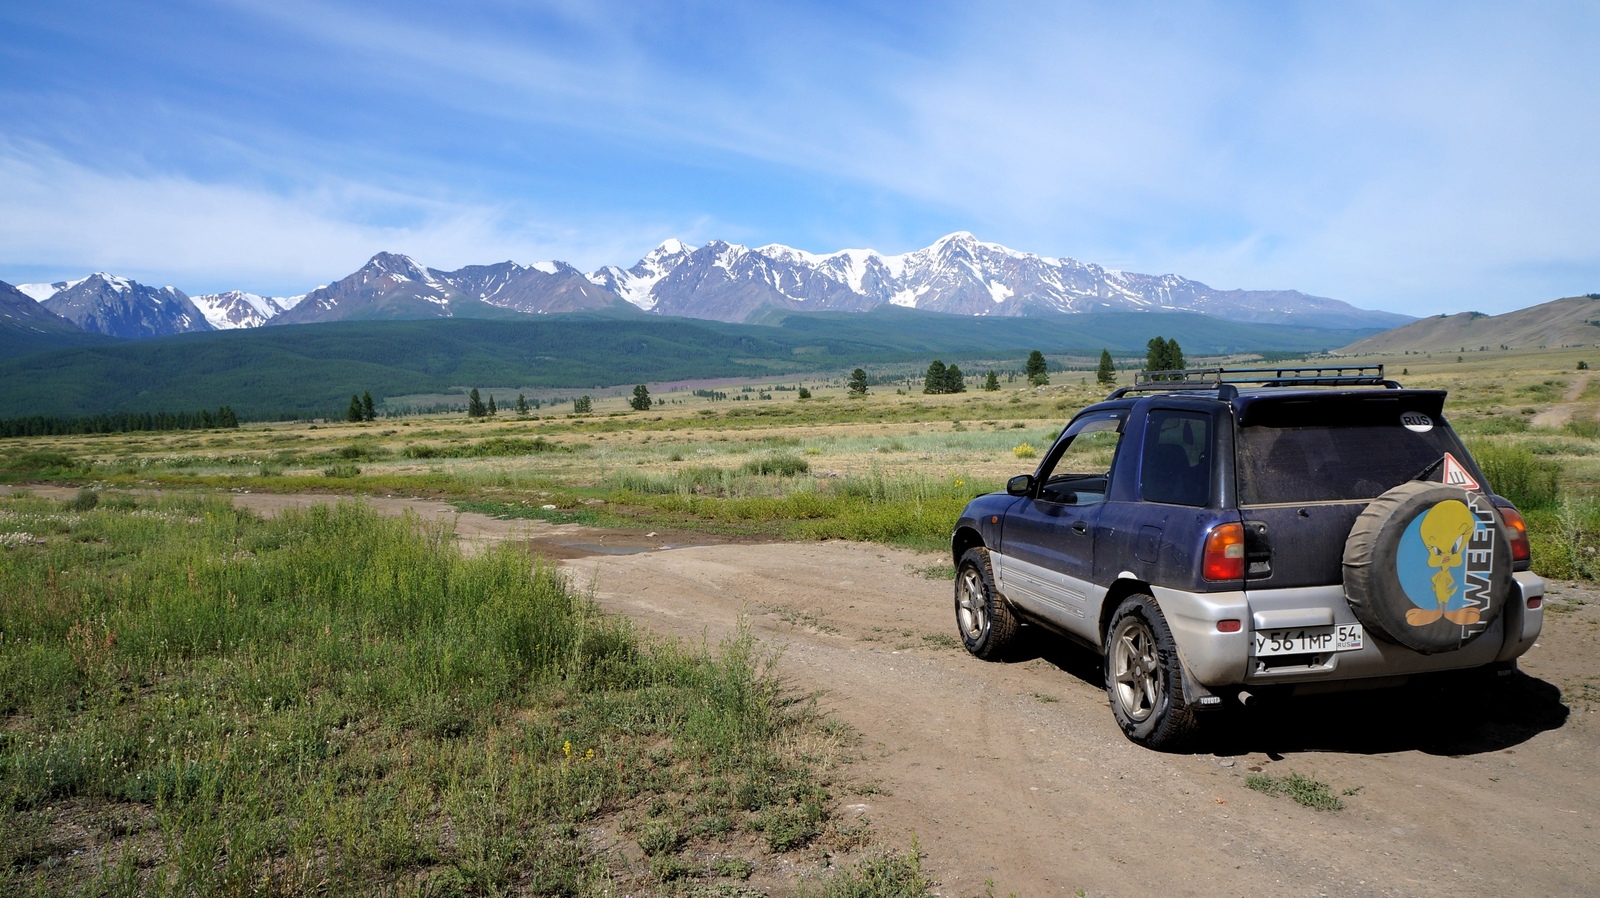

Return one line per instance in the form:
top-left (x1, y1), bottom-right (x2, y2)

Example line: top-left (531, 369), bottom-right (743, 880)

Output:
top-left (955, 548), bottom-right (1017, 660)
top-left (1105, 594), bottom-right (1198, 751)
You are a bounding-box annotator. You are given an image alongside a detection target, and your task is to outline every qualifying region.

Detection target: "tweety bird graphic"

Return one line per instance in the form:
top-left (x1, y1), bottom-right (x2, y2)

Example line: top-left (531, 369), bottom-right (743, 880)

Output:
top-left (1408, 500), bottom-right (1482, 626)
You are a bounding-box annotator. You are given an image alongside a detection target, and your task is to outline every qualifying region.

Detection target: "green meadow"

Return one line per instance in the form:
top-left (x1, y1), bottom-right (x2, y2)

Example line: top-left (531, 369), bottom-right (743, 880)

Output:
top-left (0, 494), bottom-right (929, 896)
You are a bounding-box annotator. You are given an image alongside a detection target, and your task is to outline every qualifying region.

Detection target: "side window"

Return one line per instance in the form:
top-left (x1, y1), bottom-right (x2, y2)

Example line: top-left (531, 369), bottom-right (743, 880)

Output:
top-left (1141, 410), bottom-right (1212, 507)
top-left (1035, 414), bottom-right (1125, 506)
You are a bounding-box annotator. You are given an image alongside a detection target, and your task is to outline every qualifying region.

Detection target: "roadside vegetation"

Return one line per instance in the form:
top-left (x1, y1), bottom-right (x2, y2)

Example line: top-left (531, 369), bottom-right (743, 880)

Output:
top-left (0, 492), bottom-right (925, 895)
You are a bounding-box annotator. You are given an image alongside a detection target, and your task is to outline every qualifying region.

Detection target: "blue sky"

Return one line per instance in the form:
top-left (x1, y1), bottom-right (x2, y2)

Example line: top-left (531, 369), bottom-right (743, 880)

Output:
top-left (1, 1), bottom-right (1595, 315)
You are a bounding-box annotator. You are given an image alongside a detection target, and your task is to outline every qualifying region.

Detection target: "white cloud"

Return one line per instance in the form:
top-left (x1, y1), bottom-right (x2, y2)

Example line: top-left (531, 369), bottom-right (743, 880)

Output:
top-left (0, 142), bottom-right (689, 294)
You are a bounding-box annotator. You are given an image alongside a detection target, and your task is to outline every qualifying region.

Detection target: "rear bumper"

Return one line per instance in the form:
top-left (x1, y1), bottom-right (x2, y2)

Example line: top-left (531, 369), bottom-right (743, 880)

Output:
top-left (1153, 571), bottom-right (1545, 690)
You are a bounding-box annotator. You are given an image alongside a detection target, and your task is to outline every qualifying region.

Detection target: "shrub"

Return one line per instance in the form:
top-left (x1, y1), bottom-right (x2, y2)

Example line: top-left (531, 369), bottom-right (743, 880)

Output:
top-left (323, 463), bottom-right (361, 478)
top-left (1472, 442), bottom-right (1561, 509)
top-left (741, 453), bottom-right (810, 477)
top-left (64, 488), bottom-right (98, 512)
top-left (1012, 442), bottom-right (1037, 459)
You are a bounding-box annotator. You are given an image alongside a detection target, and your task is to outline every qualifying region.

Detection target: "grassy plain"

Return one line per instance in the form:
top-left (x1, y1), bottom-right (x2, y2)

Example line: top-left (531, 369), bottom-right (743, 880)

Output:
top-left (3, 346), bottom-right (1599, 573)
top-left (2, 346), bottom-right (1598, 893)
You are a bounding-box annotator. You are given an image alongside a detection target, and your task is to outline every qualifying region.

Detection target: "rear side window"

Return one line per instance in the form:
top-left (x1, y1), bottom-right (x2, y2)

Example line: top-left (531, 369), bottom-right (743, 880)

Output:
top-left (1141, 410), bottom-right (1212, 506)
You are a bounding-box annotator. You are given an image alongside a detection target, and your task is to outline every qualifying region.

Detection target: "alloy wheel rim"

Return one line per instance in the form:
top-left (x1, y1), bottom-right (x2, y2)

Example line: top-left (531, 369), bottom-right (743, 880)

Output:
top-left (1110, 616), bottom-right (1162, 722)
top-left (957, 568), bottom-right (989, 640)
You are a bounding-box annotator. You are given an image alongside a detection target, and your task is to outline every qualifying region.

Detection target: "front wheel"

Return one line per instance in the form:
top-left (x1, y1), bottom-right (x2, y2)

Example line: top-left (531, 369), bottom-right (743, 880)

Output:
top-left (955, 548), bottom-right (1017, 660)
top-left (1105, 594), bottom-right (1198, 751)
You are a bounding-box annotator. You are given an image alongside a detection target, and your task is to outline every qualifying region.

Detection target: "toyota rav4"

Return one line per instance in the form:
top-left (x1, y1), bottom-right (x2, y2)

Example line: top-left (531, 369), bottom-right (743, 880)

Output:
top-left (950, 366), bottom-right (1544, 749)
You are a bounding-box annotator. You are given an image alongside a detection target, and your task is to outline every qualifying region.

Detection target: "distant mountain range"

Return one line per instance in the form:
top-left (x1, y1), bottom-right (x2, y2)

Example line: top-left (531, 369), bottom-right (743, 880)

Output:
top-left (5, 233), bottom-right (1409, 348)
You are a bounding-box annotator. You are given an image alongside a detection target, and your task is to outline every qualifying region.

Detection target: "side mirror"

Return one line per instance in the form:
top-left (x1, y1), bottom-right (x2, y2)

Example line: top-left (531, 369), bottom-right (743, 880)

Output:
top-left (1007, 474), bottom-right (1034, 496)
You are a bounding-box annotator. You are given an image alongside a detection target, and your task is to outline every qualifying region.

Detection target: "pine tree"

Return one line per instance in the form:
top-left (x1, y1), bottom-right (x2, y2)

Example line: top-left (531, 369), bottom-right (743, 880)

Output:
top-left (848, 368), bottom-right (870, 396)
top-left (798, 386), bottom-right (812, 399)
top-left (1168, 339), bottom-right (1185, 373)
top-left (1096, 349), bottom-right (1116, 385)
top-left (1145, 337), bottom-right (1187, 380)
top-left (984, 370), bottom-right (999, 391)
top-left (922, 360), bottom-right (947, 394)
top-left (945, 363), bottom-right (967, 393)
top-left (516, 394), bottom-right (529, 415)
top-left (1025, 350), bottom-right (1049, 386)
top-left (487, 395), bottom-right (497, 416)
top-left (630, 384), bottom-right (652, 411)
top-left (347, 393), bottom-right (364, 422)
top-left (361, 390), bottom-right (376, 422)
top-left (573, 395), bottom-right (593, 414)
top-left (467, 388), bottom-right (487, 417)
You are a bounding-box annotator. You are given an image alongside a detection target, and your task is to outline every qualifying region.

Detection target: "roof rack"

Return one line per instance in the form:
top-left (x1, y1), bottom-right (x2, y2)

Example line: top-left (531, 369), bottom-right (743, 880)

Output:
top-left (1105, 365), bottom-right (1395, 399)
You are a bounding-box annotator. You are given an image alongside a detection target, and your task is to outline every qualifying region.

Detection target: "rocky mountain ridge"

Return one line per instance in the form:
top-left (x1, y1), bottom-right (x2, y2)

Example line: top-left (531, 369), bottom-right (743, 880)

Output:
top-left (8, 233), bottom-right (1410, 338)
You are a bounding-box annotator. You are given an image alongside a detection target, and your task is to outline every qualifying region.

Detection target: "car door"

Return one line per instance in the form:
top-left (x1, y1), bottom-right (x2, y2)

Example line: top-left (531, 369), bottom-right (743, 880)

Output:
top-left (995, 411), bottom-right (1127, 640)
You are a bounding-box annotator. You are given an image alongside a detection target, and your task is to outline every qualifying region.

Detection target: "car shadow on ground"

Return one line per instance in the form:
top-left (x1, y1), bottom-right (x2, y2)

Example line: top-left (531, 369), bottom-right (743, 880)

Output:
top-left (1010, 632), bottom-right (1570, 756)
top-left (1207, 672), bottom-right (1571, 757)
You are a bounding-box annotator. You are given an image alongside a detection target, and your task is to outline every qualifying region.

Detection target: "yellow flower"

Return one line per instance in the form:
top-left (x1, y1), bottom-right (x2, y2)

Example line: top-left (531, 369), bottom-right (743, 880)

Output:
top-left (562, 740), bottom-right (572, 759)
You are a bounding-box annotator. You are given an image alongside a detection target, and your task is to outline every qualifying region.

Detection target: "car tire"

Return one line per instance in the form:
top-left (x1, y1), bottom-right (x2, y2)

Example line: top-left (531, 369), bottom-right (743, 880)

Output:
top-left (955, 547), bottom-right (1018, 661)
top-left (1104, 594), bottom-right (1199, 751)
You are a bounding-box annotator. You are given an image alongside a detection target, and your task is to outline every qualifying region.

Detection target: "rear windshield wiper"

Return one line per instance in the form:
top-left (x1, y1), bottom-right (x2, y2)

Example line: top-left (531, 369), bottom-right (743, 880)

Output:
top-left (1410, 455), bottom-right (1445, 483)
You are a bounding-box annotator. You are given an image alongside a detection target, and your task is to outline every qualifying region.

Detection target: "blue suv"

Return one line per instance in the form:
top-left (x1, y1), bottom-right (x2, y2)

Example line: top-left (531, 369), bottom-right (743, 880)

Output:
top-left (950, 366), bottom-right (1544, 749)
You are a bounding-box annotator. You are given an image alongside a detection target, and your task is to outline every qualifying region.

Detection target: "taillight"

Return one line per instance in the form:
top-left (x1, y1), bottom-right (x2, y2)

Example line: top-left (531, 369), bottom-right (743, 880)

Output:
top-left (1203, 522), bottom-right (1245, 582)
top-left (1499, 506), bottom-right (1531, 565)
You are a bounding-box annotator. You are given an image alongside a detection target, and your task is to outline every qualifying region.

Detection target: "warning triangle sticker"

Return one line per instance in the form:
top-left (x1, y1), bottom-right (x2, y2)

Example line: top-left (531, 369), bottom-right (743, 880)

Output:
top-left (1441, 452), bottom-right (1480, 490)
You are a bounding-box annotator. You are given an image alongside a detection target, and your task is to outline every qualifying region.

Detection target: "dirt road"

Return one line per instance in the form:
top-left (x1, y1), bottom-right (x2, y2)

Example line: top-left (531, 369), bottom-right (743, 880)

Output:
top-left (1530, 373), bottom-right (1592, 428)
top-left (19, 488), bottom-right (1600, 896)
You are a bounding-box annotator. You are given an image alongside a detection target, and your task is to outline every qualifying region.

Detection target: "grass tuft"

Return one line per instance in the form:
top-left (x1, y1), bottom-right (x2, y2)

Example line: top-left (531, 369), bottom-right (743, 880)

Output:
top-left (1244, 771), bottom-right (1345, 810)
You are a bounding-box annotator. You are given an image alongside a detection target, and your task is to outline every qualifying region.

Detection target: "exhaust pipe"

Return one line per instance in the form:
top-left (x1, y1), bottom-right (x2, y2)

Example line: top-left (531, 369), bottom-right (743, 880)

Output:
top-left (1236, 690), bottom-right (1256, 708)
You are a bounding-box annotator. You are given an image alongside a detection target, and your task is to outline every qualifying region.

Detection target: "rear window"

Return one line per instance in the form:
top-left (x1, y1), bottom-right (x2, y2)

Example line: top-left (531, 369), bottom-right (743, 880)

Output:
top-left (1236, 397), bottom-right (1473, 505)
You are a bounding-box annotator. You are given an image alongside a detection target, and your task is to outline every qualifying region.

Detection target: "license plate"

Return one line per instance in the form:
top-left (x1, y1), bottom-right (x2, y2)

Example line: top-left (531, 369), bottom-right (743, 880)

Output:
top-left (1253, 624), bottom-right (1364, 657)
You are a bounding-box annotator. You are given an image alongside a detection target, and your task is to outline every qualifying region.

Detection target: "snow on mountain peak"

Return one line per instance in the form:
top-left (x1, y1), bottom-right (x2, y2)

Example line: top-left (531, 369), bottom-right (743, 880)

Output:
top-left (16, 282), bottom-right (62, 302)
top-left (189, 290), bottom-right (292, 329)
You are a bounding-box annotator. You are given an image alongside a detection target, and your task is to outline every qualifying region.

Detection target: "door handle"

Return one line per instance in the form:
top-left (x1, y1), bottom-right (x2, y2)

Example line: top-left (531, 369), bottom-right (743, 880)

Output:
top-left (1071, 521), bottom-right (1088, 534)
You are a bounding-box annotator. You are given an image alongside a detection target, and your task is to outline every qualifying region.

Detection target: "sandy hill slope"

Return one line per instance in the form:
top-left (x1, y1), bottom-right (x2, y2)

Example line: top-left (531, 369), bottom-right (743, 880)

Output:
top-left (1341, 294), bottom-right (1600, 353)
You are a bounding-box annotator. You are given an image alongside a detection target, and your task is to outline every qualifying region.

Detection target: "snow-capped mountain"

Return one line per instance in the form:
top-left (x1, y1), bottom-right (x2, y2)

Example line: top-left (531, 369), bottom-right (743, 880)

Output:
top-left (10, 233), bottom-right (1410, 335)
top-left (37, 274), bottom-right (213, 339)
top-left (271, 252), bottom-right (615, 325)
top-left (1, 280), bottom-right (80, 329)
top-left (189, 290), bottom-right (303, 330)
top-left (586, 232), bottom-right (1411, 328)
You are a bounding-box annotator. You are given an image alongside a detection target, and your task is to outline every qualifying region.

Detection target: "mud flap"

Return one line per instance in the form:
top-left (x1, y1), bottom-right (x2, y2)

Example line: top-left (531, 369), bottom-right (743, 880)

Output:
top-left (1179, 658), bottom-right (1224, 709)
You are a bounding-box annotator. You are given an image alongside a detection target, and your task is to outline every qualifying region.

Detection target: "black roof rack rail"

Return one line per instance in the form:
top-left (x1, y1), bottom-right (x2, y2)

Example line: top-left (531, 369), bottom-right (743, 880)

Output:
top-left (1105, 365), bottom-right (1396, 399)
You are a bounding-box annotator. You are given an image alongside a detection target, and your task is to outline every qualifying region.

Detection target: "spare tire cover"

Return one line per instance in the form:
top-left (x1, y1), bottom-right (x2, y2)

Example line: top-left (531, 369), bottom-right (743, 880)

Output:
top-left (1343, 480), bottom-right (1512, 654)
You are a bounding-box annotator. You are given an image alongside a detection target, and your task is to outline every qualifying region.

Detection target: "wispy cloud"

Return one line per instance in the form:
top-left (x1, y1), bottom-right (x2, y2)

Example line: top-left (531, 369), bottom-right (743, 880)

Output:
top-left (2, 1), bottom-right (1597, 312)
